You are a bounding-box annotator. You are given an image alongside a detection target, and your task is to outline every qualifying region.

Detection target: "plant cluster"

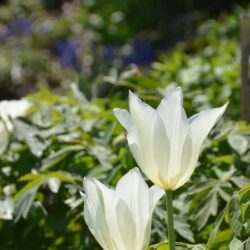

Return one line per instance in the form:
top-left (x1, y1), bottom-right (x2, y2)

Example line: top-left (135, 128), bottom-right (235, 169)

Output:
top-left (0, 3), bottom-right (250, 250)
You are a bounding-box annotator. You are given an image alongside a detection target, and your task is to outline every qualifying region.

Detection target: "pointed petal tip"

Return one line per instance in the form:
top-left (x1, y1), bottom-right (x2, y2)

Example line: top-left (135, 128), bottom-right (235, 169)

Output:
top-left (162, 86), bottom-right (184, 104)
top-left (83, 176), bottom-right (89, 185)
top-left (128, 167), bottom-right (141, 175)
top-left (113, 108), bottom-right (132, 131)
top-left (83, 176), bottom-right (93, 183)
top-left (128, 89), bottom-right (133, 95)
top-left (172, 86), bottom-right (183, 97)
top-left (83, 177), bottom-right (94, 190)
top-left (128, 90), bottom-right (135, 98)
top-left (128, 90), bottom-right (139, 102)
top-left (222, 101), bottom-right (229, 110)
top-left (171, 86), bottom-right (183, 94)
top-left (174, 86), bottom-right (183, 92)
top-left (113, 108), bottom-right (122, 116)
top-left (124, 167), bottom-right (141, 179)
top-left (83, 176), bottom-right (98, 188)
top-left (215, 101), bottom-right (229, 118)
top-left (129, 90), bottom-right (140, 109)
top-left (79, 191), bottom-right (86, 199)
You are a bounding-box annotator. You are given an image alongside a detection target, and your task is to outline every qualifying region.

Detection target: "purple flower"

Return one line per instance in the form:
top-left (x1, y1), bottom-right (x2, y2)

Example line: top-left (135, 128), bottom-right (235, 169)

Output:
top-left (103, 46), bottom-right (118, 60)
top-left (55, 39), bottom-right (80, 70)
top-left (6, 18), bottom-right (32, 36)
top-left (0, 27), bottom-right (7, 44)
top-left (123, 39), bottom-right (154, 65)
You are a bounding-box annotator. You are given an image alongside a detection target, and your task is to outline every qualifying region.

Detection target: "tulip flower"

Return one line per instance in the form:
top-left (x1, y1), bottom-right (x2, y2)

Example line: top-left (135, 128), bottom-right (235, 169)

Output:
top-left (114, 87), bottom-right (227, 250)
top-left (0, 99), bottom-right (31, 154)
top-left (83, 168), bottom-right (164, 250)
top-left (0, 99), bottom-right (31, 131)
top-left (114, 88), bottom-right (227, 191)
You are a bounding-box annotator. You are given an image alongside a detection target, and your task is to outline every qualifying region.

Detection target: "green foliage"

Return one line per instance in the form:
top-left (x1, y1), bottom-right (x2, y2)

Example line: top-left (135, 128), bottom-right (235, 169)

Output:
top-left (207, 184), bottom-right (250, 249)
top-left (149, 241), bottom-right (206, 250)
top-left (0, 4), bottom-right (250, 250)
top-left (0, 88), bottom-right (132, 249)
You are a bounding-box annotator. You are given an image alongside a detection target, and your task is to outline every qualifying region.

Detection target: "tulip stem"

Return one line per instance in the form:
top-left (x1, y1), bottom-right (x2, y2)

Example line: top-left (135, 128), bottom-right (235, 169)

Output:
top-left (166, 191), bottom-right (175, 250)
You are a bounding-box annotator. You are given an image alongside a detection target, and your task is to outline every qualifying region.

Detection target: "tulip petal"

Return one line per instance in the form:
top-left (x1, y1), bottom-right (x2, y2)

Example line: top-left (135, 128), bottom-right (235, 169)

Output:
top-left (149, 185), bottom-right (165, 214)
top-left (129, 91), bottom-right (155, 118)
top-left (115, 168), bottom-right (149, 233)
top-left (83, 168), bottom-right (162, 250)
top-left (116, 168), bottom-right (149, 213)
top-left (116, 198), bottom-right (136, 250)
top-left (83, 178), bottom-right (112, 250)
top-left (140, 219), bottom-right (152, 250)
top-left (113, 108), bottom-right (132, 132)
top-left (189, 103), bottom-right (228, 151)
top-left (156, 88), bottom-right (188, 137)
top-left (173, 103), bottom-right (228, 190)
top-left (98, 185), bottom-right (123, 250)
top-left (156, 88), bottom-right (189, 177)
top-left (173, 133), bottom-right (193, 189)
top-left (152, 114), bottom-right (170, 187)
top-left (116, 168), bottom-right (159, 249)
top-left (114, 107), bottom-right (138, 146)
top-left (129, 91), bottom-right (158, 179)
top-left (129, 143), bottom-right (143, 170)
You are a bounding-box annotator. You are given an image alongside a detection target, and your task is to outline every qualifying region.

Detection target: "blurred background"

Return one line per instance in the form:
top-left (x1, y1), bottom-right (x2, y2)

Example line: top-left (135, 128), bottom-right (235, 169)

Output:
top-left (0, 0), bottom-right (248, 100)
top-left (1, 1), bottom-right (250, 250)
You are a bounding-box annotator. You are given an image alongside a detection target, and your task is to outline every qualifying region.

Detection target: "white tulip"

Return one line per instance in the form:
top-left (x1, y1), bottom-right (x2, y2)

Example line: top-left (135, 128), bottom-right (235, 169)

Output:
top-left (83, 168), bottom-right (164, 250)
top-left (114, 88), bottom-right (228, 190)
top-left (0, 99), bottom-right (31, 153)
top-left (0, 99), bottom-right (31, 130)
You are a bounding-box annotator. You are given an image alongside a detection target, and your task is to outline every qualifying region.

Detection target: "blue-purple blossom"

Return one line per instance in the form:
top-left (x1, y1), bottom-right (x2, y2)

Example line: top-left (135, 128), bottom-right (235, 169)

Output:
top-left (55, 39), bottom-right (80, 70)
top-left (6, 18), bottom-right (32, 36)
top-left (103, 46), bottom-right (118, 60)
top-left (123, 39), bottom-right (154, 65)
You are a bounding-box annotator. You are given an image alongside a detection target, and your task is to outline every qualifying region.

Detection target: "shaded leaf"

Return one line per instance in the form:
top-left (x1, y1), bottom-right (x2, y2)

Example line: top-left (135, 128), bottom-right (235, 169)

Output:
top-left (228, 134), bottom-right (248, 155)
top-left (229, 237), bottom-right (244, 250)
top-left (0, 120), bottom-right (9, 155)
top-left (228, 194), bottom-right (243, 237)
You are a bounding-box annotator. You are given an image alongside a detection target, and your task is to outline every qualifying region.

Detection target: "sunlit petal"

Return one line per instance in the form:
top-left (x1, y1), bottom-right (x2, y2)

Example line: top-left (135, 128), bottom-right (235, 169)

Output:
top-left (83, 168), bottom-right (163, 250)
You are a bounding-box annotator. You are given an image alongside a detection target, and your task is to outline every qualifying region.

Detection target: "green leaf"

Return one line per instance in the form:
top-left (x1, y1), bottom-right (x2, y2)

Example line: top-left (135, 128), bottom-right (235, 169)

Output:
top-left (102, 121), bottom-right (116, 145)
top-left (0, 119), bottom-right (9, 155)
top-left (194, 192), bottom-right (218, 230)
top-left (210, 155), bottom-right (234, 164)
top-left (174, 217), bottom-right (195, 243)
top-left (47, 177), bottom-right (61, 193)
top-left (41, 145), bottom-right (85, 170)
top-left (149, 242), bottom-right (206, 250)
top-left (126, 76), bottom-right (160, 90)
top-left (241, 190), bottom-right (250, 205)
top-left (244, 205), bottom-right (250, 220)
top-left (214, 166), bottom-right (235, 181)
top-left (231, 176), bottom-right (250, 189)
top-left (228, 194), bottom-right (243, 237)
top-left (228, 134), bottom-right (248, 155)
top-left (0, 198), bottom-right (14, 220)
top-left (229, 237), bottom-right (244, 250)
top-left (207, 229), bottom-right (234, 249)
top-left (14, 185), bottom-right (39, 222)
top-left (207, 208), bottom-right (228, 247)
top-left (13, 119), bottom-right (48, 157)
top-left (14, 176), bottom-right (45, 201)
top-left (245, 238), bottom-right (250, 250)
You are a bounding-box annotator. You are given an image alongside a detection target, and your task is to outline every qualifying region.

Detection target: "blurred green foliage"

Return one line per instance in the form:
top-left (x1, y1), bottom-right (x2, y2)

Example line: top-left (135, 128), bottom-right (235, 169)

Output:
top-left (0, 0), bottom-right (248, 99)
top-left (0, 1), bottom-right (250, 250)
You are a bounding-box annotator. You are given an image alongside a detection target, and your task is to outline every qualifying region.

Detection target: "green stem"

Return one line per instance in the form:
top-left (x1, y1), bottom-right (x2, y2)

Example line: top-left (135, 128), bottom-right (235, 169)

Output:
top-left (166, 190), bottom-right (175, 250)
